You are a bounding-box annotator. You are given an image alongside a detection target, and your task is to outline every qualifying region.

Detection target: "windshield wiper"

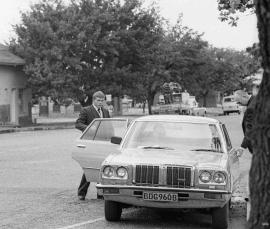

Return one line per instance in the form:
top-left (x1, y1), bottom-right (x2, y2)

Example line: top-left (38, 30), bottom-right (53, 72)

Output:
top-left (191, 148), bottom-right (223, 153)
top-left (139, 146), bottom-right (174, 150)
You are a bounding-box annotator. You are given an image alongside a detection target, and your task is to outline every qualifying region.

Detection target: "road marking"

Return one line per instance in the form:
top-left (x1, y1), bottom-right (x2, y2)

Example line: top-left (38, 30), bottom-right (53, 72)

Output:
top-left (56, 217), bottom-right (105, 229)
top-left (56, 209), bottom-right (137, 229)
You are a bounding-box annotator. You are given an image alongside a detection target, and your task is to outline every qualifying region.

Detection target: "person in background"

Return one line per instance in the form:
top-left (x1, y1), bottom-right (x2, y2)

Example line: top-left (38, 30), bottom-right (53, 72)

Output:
top-left (79, 92), bottom-right (91, 107)
top-left (235, 82), bottom-right (260, 221)
top-left (237, 83), bottom-right (260, 156)
top-left (75, 90), bottom-right (110, 200)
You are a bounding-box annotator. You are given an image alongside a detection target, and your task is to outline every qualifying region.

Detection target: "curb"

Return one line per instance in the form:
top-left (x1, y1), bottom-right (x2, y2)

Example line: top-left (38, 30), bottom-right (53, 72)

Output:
top-left (0, 123), bottom-right (75, 134)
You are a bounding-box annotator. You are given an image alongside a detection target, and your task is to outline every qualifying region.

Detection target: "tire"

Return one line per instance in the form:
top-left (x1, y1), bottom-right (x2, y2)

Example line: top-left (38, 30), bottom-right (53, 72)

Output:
top-left (212, 203), bottom-right (229, 229)
top-left (223, 111), bottom-right (227, 116)
top-left (104, 200), bottom-right (122, 221)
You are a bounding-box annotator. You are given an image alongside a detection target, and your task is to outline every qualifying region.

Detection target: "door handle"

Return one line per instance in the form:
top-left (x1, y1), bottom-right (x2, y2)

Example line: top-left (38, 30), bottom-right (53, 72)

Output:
top-left (77, 144), bottom-right (86, 148)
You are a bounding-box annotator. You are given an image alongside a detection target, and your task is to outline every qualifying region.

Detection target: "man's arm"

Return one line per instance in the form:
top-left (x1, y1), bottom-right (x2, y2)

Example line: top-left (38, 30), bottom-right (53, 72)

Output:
top-left (241, 99), bottom-right (255, 151)
top-left (75, 108), bottom-right (88, 132)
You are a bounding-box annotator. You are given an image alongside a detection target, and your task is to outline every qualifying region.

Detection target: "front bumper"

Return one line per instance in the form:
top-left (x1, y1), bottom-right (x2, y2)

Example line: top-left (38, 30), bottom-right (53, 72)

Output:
top-left (96, 184), bottom-right (231, 209)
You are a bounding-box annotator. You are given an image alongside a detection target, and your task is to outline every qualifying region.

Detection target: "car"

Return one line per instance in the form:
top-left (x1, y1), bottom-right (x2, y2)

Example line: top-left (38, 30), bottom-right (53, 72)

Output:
top-left (72, 115), bottom-right (241, 229)
top-left (222, 95), bottom-right (241, 115)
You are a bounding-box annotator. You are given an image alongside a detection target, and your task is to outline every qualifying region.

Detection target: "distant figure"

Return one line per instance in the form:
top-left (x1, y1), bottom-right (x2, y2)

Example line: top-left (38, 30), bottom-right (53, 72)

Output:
top-left (75, 91), bottom-right (110, 200)
top-left (79, 92), bottom-right (91, 107)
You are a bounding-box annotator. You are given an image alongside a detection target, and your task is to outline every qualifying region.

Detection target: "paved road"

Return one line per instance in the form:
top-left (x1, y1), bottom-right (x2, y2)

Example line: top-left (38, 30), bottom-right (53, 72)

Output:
top-left (0, 114), bottom-right (251, 229)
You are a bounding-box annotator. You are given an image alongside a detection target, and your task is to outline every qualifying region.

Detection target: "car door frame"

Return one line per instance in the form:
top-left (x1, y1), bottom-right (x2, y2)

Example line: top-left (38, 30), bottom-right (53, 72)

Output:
top-left (220, 123), bottom-right (240, 193)
top-left (72, 118), bottom-right (129, 182)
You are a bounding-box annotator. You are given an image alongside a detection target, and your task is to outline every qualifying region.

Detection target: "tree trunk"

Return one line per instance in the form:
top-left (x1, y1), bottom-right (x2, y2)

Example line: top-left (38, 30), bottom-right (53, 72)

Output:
top-left (202, 91), bottom-right (208, 107)
top-left (147, 92), bottom-right (155, 115)
top-left (249, 1), bottom-right (270, 228)
top-left (203, 94), bottom-right (207, 107)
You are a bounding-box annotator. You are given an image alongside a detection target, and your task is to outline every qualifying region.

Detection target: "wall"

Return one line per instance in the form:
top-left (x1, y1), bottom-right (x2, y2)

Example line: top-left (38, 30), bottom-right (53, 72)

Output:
top-left (0, 65), bottom-right (32, 125)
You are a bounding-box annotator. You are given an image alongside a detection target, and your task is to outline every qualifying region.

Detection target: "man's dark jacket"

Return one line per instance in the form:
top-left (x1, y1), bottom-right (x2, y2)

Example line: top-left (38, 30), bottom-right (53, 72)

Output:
top-left (241, 96), bottom-right (256, 153)
top-left (75, 105), bottom-right (110, 132)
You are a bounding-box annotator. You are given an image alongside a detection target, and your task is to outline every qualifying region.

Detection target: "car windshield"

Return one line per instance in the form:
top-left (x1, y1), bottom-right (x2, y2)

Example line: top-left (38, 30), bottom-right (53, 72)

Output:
top-left (123, 121), bottom-right (224, 153)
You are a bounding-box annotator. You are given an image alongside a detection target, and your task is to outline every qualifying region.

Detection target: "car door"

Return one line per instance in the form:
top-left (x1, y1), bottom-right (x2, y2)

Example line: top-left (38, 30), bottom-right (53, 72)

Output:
top-left (221, 124), bottom-right (240, 192)
top-left (72, 118), bottom-right (129, 182)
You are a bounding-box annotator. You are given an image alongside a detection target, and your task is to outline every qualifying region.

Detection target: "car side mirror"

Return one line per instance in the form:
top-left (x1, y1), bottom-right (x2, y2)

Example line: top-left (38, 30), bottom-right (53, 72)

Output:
top-left (111, 136), bottom-right (122, 145)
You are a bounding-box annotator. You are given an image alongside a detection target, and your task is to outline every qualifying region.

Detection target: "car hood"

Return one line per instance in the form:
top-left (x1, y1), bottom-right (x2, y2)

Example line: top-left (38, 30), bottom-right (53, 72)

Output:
top-left (104, 148), bottom-right (227, 168)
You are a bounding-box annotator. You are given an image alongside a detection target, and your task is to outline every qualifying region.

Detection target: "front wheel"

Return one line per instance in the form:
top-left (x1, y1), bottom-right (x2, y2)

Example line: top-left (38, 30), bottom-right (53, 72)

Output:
top-left (105, 200), bottom-right (122, 221)
top-left (212, 202), bottom-right (229, 229)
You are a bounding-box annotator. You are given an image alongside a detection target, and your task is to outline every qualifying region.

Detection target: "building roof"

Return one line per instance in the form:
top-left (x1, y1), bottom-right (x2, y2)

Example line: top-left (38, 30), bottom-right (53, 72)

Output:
top-left (0, 44), bottom-right (25, 66)
top-left (135, 115), bottom-right (220, 124)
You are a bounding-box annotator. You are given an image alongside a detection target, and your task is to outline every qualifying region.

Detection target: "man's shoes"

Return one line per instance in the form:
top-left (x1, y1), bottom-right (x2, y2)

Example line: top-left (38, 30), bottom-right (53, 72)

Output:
top-left (78, 195), bottom-right (85, 200)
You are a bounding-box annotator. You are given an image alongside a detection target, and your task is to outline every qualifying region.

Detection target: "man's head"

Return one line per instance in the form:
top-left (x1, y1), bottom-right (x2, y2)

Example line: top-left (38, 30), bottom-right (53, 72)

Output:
top-left (92, 91), bottom-right (105, 108)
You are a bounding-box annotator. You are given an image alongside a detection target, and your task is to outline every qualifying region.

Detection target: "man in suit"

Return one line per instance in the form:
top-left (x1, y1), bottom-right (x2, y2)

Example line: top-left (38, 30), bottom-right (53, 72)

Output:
top-left (75, 90), bottom-right (110, 200)
top-left (236, 84), bottom-right (260, 156)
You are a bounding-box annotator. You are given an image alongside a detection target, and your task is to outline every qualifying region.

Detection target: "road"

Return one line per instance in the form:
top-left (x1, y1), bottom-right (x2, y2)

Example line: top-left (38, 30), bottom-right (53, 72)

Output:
top-left (0, 114), bottom-right (251, 229)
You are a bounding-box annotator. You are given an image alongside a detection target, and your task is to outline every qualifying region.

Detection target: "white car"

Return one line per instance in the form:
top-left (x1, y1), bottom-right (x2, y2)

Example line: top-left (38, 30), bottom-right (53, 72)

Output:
top-left (222, 96), bottom-right (241, 115)
top-left (72, 115), bottom-right (242, 229)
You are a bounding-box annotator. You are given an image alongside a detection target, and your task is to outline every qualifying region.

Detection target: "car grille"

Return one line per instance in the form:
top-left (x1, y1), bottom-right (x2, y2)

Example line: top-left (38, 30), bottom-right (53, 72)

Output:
top-left (166, 166), bottom-right (191, 188)
top-left (135, 165), bottom-right (159, 186)
top-left (134, 165), bottom-right (192, 188)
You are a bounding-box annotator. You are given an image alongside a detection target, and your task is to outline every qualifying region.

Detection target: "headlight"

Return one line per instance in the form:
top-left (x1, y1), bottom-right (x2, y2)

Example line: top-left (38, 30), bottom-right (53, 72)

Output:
top-left (103, 166), bottom-right (114, 178)
top-left (213, 172), bottom-right (226, 184)
top-left (116, 167), bottom-right (128, 179)
top-left (199, 171), bottom-right (212, 183)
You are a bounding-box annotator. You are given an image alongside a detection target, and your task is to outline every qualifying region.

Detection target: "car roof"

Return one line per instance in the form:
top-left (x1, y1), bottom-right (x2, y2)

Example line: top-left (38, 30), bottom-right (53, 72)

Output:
top-left (134, 115), bottom-right (220, 124)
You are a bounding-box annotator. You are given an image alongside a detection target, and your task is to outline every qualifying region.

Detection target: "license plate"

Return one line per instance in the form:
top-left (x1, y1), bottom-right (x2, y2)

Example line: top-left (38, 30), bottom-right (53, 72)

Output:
top-left (143, 192), bottom-right (178, 202)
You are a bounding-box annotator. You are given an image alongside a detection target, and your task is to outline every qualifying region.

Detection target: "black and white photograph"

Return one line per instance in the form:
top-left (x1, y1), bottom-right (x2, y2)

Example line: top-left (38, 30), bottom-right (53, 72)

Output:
top-left (0, 0), bottom-right (269, 229)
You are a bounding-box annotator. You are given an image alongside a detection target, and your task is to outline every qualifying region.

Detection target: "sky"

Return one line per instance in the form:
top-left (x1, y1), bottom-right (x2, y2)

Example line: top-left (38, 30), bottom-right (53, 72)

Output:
top-left (0, 0), bottom-right (259, 50)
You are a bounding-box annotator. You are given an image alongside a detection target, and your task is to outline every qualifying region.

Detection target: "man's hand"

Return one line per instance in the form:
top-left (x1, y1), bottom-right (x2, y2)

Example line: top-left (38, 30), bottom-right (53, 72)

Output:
top-left (236, 147), bottom-right (245, 157)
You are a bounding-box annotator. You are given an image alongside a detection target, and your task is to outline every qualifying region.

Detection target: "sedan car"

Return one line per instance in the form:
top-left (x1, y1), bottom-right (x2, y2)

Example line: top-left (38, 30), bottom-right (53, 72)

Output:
top-left (72, 115), bottom-right (240, 229)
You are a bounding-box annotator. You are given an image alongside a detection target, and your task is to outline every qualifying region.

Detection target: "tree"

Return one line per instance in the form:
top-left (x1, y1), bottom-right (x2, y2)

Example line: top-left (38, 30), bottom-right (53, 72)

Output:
top-left (10, 0), bottom-right (170, 112)
top-left (217, 1), bottom-right (270, 228)
top-left (138, 16), bottom-right (209, 114)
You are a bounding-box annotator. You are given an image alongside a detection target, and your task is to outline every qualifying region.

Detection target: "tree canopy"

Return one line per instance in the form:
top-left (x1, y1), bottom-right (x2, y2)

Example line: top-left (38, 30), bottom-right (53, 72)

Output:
top-left (9, 0), bottom-right (259, 113)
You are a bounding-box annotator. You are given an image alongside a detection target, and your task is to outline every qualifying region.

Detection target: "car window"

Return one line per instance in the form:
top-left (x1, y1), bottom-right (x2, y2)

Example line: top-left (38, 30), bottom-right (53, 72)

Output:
top-left (94, 120), bottom-right (127, 141)
top-left (80, 120), bottom-right (100, 140)
top-left (224, 97), bottom-right (234, 102)
top-left (123, 121), bottom-right (223, 152)
top-left (222, 124), bottom-right (232, 151)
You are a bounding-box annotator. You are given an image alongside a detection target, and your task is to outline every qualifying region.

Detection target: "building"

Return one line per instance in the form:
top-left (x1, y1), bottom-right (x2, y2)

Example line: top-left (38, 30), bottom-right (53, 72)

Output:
top-left (0, 44), bottom-right (32, 125)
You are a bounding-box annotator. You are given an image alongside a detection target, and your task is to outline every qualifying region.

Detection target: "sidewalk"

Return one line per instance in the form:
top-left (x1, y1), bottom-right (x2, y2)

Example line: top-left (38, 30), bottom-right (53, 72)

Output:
top-left (0, 114), bottom-right (143, 134)
top-left (0, 117), bottom-right (76, 134)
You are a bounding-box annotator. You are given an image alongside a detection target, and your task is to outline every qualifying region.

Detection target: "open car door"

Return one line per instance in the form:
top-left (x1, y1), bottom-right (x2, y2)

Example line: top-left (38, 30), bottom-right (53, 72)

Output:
top-left (72, 118), bottom-right (129, 182)
top-left (221, 124), bottom-right (240, 192)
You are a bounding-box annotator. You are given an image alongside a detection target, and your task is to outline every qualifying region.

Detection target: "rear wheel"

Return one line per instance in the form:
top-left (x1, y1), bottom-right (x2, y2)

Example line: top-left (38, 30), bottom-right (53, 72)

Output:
top-left (105, 200), bottom-right (122, 221)
top-left (212, 203), bottom-right (229, 229)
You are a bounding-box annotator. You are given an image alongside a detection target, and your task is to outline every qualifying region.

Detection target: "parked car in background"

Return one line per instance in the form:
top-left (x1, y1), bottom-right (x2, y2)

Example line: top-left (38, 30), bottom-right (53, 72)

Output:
top-left (222, 95), bottom-right (241, 115)
top-left (72, 115), bottom-right (241, 229)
